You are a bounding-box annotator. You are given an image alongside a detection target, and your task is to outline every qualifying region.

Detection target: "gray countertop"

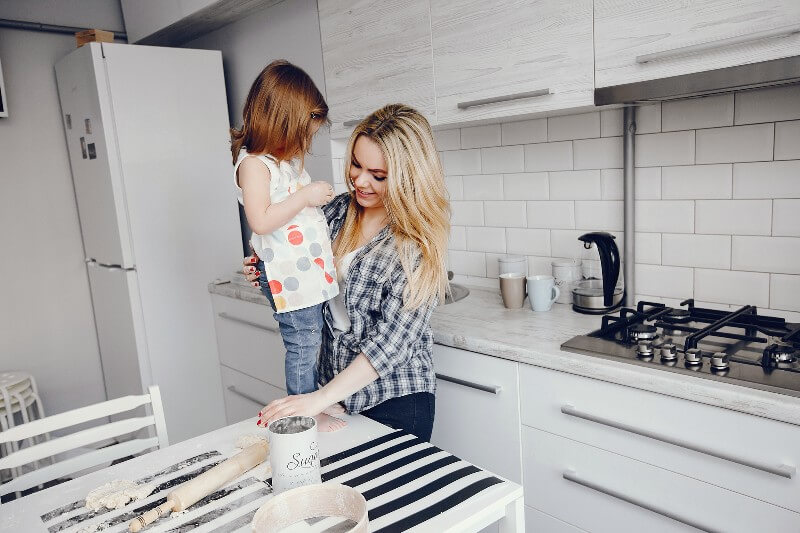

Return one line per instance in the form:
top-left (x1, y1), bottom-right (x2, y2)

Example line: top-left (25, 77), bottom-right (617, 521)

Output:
top-left (209, 275), bottom-right (800, 426)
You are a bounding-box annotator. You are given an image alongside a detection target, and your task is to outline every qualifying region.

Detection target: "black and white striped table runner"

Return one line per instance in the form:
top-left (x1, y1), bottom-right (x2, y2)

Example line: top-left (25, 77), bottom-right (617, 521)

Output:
top-left (40, 430), bottom-right (508, 533)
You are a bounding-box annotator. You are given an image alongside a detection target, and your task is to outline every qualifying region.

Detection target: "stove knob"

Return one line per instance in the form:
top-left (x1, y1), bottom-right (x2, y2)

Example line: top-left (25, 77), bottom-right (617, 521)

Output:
top-left (710, 352), bottom-right (729, 370)
top-left (660, 343), bottom-right (677, 361)
top-left (684, 348), bottom-right (702, 366)
top-left (636, 341), bottom-right (654, 358)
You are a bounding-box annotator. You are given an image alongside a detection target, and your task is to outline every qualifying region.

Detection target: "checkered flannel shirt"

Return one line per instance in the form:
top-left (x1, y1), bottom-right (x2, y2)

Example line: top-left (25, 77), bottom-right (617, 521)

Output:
top-left (318, 193), bottom-right (437, 413)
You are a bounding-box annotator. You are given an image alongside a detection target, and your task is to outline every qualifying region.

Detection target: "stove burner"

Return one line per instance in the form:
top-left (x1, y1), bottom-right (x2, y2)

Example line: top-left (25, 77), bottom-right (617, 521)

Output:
top-left (660, 343), bottom-right (678, 362)
top-left (684, 348), bottom-right (703, 366)
top-left (763, 343), bottom-right (797, 364)
top-left (710, 352), bottom-right (730, 371)
top-left (663, 309), bottom-right (691, 324)
top-left (629, 324), bottom-right (658, 341)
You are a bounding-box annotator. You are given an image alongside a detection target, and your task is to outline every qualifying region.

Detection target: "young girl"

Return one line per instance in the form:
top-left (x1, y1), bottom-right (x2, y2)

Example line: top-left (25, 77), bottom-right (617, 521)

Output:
top-left (231, 60), bottom-right (344, 431)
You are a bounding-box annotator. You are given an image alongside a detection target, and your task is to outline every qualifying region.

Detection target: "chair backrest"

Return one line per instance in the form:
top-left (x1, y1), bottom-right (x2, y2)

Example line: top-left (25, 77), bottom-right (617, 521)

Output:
top-left (0, 386), bottom-right (168, 499)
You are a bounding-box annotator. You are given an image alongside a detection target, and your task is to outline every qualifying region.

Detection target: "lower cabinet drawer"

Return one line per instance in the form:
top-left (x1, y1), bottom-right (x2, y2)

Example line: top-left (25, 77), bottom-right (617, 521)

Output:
top-left (211, 294), bottom-right (286, 389)
top-left (522, 426), bottom-right (800, 533)
top-left (221, 365), bottom-right (285, 425)
top-left (520, 364), bottom-right (800, 513)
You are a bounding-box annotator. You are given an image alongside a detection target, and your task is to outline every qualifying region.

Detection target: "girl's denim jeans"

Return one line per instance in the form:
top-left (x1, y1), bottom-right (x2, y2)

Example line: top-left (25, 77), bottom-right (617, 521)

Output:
top-left (257, 260), bottom-right (323, 395)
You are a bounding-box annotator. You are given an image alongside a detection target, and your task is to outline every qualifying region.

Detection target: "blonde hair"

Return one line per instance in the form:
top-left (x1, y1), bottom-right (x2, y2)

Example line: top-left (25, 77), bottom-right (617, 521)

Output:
top-left (335, 104), bottom-right (450, 309)
top-left (230, 60), bottom-right (328, 165)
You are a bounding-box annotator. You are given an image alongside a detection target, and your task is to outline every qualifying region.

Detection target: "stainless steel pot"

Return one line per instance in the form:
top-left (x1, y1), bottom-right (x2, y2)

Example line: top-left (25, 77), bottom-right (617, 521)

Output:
top-left (572, 280), bottom-right (623, 314)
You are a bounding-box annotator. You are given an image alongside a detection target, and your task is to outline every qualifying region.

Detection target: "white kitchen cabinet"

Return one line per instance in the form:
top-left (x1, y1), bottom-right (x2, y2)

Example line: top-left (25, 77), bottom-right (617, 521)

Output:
top-left (430, 345), bottom-right (522, 484)
top-left (430, 0), bottom-right (594, 125)
top-left (318, 0), bottom-right (436, 137)
top-left (594, 0), bottom-right (800, 88)
top-left (522, 425), bottom-right (800, 533)
top-left (221, 364), bottom-right (285, 424)
top-left (519, 363), bottom-right (800, 515)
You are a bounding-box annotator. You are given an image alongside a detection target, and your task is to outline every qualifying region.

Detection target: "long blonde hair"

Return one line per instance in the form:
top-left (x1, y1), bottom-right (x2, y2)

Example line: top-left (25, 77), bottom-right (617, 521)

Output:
top-left (335, 104), bottom-right (450, 309)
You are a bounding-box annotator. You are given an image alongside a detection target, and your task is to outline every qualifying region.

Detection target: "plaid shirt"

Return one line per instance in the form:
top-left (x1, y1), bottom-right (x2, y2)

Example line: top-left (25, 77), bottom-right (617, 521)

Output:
top-left (319, 193), bottom-right (437, 413)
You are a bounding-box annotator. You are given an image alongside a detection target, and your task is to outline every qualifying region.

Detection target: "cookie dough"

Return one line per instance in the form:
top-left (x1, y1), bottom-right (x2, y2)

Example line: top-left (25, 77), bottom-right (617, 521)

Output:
top-left (84, 480), bottom-right (155, 511)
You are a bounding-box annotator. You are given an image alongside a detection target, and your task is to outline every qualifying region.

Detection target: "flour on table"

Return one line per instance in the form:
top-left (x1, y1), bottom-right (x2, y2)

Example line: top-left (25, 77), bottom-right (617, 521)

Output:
top-left (170, 509), bottom-right (190, 519)
top-left (84, 480), bottom-right (155, 511)
top-left (235, 433), bottom-right (268, 449)
top-left (251, 461), bottom-right (272, 481)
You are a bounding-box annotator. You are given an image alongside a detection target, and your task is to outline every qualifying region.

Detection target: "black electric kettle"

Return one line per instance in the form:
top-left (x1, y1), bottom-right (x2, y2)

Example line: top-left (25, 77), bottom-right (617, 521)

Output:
top-left (572, 232), bottom-right (624, 314)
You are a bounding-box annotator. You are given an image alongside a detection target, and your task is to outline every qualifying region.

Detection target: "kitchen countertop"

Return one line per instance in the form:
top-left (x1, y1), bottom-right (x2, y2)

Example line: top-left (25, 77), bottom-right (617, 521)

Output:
top-left (209, 275), bottom-right (800, 426)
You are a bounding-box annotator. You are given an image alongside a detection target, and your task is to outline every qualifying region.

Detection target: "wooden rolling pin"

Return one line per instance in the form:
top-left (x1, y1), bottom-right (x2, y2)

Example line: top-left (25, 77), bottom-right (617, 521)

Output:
top-left (129, 441), bottom-right (269, 532)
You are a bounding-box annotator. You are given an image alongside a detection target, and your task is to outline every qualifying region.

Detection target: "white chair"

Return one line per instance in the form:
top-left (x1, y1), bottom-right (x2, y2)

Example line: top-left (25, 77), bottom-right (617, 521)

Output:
top-left (0, 372), bottom-right (49, 482)
top-left (0, 386), bottom-right (169, 501)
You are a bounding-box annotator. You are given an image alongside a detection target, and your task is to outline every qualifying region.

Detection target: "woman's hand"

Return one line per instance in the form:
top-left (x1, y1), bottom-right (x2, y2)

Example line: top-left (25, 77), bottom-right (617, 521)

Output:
top-left (257, 391), bottom-right (330, 427)
top-left (302, 181), bottom-right (334, 207)
top-left (242, 254), bottom-right (260, 287)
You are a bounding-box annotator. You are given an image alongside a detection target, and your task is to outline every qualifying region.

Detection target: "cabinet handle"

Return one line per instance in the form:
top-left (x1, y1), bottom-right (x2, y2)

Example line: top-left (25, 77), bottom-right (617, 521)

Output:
top-left (562, 470), bottom-right (718, 532)
top-left (457, 89), bottom-right (551, 110)
top-left (343, 119), bottom-right (362, 127)
top-left (561, 404), bottom-right (795, 479)
top-left (218, 312), bottom-right (280, 334)
top-left (226, 386), bottom-right (269, 408)
top-left (636, 24), bottom-right (800, 64)
top-left (435, 373), bottom-right (501, 395)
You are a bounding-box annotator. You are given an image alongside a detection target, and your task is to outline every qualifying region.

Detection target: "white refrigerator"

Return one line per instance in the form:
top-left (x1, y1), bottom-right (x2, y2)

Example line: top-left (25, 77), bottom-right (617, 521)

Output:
top-left (55, 42), bottom-right (242, 443)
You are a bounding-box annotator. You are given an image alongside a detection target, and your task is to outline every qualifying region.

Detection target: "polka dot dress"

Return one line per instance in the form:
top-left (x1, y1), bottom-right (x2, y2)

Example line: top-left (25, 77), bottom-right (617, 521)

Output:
top-left (234, 151), bottom-right (340, 312)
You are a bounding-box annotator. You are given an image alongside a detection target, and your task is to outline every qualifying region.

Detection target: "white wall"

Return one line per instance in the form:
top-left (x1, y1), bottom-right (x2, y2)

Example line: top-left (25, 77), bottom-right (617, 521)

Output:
top-left (0, 1), bottom-right (125, 414)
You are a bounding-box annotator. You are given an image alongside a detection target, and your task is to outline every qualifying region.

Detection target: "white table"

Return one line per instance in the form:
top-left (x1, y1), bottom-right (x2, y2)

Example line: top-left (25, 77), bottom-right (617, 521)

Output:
top-left (1, 415), bottom-right (524, 532)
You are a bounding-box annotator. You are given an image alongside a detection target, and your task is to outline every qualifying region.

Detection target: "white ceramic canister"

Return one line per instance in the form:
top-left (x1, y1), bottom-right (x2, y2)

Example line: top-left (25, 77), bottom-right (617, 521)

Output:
top-left (267, 416), bottom-right (322, 494)
top-left (551, 259), bottom-right (581, 304)
top-left (498, 255), bottom-right (528, 277)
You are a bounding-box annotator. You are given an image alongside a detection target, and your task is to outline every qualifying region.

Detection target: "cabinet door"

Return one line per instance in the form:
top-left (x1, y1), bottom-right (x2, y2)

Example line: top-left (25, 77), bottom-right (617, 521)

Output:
top-left (221, 365), bottom-right (285, 425)
top-left (318, 0), bottom-right (436, 136)
top-left (595, 0), bottom-right (800, 87)
top-left (430, 345), bottom-right (522, 483)
top-left (430, 0), bottom-right (594, 125)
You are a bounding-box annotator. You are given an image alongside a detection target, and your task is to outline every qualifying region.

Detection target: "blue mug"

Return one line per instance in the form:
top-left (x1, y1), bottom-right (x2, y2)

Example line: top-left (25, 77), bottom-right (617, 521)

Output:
top-left (527, 275), bottom-right (560, 312)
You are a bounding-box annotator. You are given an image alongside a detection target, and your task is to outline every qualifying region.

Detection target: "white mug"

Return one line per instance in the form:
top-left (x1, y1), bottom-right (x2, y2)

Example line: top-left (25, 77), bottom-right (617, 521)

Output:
top-left (527, 275), bottom-right (560, 312)
top-left (267, 416), bottom-right (321, 494)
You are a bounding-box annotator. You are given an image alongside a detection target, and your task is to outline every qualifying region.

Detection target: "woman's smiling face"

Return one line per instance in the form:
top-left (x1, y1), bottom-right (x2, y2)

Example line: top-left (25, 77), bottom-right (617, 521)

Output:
top-left (349, 135), bottom-right (388, 209)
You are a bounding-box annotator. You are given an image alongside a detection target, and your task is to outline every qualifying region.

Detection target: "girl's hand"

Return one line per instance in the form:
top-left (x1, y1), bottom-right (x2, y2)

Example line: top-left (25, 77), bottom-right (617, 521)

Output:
top-left (243, 254), bottom-right (260, 287)
top-left (257, 391), bottom-right (329, 428)
top-left (303, 181), bottom-right (334, 207)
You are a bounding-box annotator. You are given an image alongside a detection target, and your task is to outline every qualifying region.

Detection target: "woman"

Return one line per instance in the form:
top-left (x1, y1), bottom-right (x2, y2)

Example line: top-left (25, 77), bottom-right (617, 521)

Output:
top-left (246, 104), bottom-right (450, 440)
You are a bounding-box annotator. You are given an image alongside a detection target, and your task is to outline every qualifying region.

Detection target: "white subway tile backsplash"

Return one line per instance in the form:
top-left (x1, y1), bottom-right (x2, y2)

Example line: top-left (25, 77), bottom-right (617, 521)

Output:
top-left (637, 102), bottom-right (662, 134)
top-left (528, 256), bottom-right (554, 276)
top-left (662, 234), bottom-right (731, 269)
top-left (600, 169), bottom-right (623, 200)
top-left (449, 226), bottom-right (466, 250)
top-left (774, 120), bottom-right (800, 160)
top-left (485, 201), bottom-right (527, 227)
top-left (635, 200), bottom-right (694, 233)
top-left (734, 85), bottom-right (800, 125)
top-left (549, 170), bottom-right (602, 200)
top-left (695, 124), bottom-right (774, 164)
top-left (527, 201), bottom-right (575, 229)
top-left (504, 172), bottom-right (549, 200)
top-left (524, 141), bottom-right (573, 171)
top-left (441, 149), bottom-right (481, 175)
top-left (600, 108), bottom-right (623, 137)
top-left (482, 145), bottom-right (524, 174)
top-left (448, 249), bottom-right (486, 277)
top-left (574, 201), bottom-right (623, 231)
top-left (433, 128), bottom-right (461, 151)
top-left (732, 236), bottom-right (800, 274)
top-left (661, 164), bottom-right (732, 199)
top-left (662, 94), bottom-right (734, 132)
top-left (467, 226), bottom-right (506, 253)
top-left (486, 252), bottom-right (508, 278)
top-left (445, 175), bottom-right (463, 200)
top-left (461, 124), bottom-right (502, 149)
top-left (451, 201), bottom-right (484, 226)
top-left (695, 200), bottom-right (772, 236)
top-left (733, 160), bottom-right (800, 199)
top-left (463, 174), bottom-right (503, 200)
top-left (770, 274), bottom-right (800, 312)
top-left (600, 168), bottom-right (661, 200)
top-left (694, 269), bottom-right (770, 307)
top-left (635, 233), bottom-right (662, 265)
top-left (635, 131), bottom-right (695, 167)
top-left (635, 264), bottom-right (694, 300)
top-left (548, 112), bottom-right (600, 141)
top-left (773, 199), bottom-right (800, 237)
top-left (550, 229), bottom-right (586, 258)
top-left (573, 137), bottom-right (623, 170)
top-left (506, 228), bottom-right (551, 256)
top-left (769, 308), bottom-right (800, 322)
top-left (502, 118), bottom-right (547, 145)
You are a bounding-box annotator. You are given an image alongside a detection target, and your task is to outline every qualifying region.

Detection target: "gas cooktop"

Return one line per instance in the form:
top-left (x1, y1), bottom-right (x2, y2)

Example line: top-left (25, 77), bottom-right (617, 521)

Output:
top-left (561, 299), bottom-right (800, 398)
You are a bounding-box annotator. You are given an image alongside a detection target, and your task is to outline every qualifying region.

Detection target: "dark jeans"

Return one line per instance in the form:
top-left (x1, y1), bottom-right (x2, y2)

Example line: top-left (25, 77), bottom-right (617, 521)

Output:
top-left (361, 392), bottom-right (436, 442)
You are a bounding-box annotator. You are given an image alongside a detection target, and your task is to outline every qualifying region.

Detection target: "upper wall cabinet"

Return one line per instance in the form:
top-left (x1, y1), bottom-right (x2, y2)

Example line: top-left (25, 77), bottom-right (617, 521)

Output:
top-left (595, 0), bottom-right (800, 88)
top-left (430, 0), bottom-right (594, 125)
top-left (318, 0), bottom-right (436, 136)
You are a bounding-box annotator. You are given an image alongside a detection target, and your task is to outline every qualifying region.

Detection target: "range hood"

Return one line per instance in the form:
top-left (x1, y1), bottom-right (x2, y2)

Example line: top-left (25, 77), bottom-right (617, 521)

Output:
top-left (594, 55), bottom-right (800, 105)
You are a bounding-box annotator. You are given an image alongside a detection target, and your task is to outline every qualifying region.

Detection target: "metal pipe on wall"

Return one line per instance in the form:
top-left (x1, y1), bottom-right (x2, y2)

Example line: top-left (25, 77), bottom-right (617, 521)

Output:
top-left (0, 18), bottom-right (127, 41)
top-left (623, 106), bottom-right (636, 306)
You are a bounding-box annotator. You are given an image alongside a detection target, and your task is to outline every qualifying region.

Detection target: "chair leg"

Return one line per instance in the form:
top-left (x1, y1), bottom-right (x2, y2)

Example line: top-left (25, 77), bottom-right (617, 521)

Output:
top-left (11, 390), bottom-right (40, 473)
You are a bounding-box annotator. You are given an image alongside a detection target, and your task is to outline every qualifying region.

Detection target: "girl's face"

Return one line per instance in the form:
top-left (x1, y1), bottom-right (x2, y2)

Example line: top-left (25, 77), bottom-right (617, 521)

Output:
top-left (350, 135), bottom-right (388, 209)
